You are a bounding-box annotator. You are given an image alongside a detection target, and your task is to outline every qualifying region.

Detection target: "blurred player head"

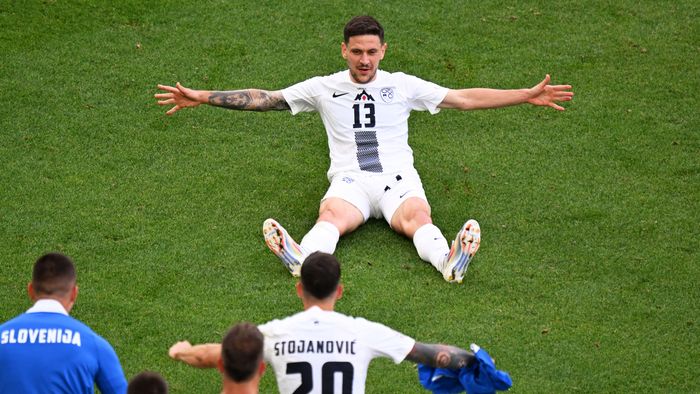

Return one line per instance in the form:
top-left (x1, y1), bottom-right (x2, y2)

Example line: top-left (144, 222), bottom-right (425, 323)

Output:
top-left (29, 252), bottom-right (78, 312)
top-left (299, 252), bottom-right (342, 302)
top-left (342, 15), bottom-right (387, 84)
top-left (127, 371), bottom-right (168, 394)
top-left (220, 322), bottom-right (265, 386)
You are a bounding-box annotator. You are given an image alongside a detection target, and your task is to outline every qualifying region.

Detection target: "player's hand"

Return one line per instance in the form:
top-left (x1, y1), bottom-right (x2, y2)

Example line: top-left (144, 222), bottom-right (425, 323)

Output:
top-left (168, 340), bottom-right (192, 360)
top-left (155, 83), bottom-right (204, 115)
top-left (526, 74), bottom-right (574, 111)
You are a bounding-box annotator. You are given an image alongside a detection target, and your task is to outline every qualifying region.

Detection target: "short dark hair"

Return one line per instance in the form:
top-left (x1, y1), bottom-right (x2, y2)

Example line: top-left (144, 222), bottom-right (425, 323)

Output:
top-left (127, 371), bottom-right (168, 394)
top-left (344, 15), bottom-right (384, 43)
top-left (300, 252), bottom-right (341, 300)
top-left (32, 253), bottom-right (77, 297)
top-left (221, 322), bottom-right (264, 382)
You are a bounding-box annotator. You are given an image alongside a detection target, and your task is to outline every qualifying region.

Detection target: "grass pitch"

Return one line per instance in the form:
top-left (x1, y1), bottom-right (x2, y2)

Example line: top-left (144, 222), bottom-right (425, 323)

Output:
top-left (1, 1), bottom-right (698, 392)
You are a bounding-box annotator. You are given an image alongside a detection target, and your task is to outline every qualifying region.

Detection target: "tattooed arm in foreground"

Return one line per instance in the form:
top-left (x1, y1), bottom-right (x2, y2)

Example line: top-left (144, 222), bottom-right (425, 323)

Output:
top-left (155, 82), bottom-right (290, 115)
top-left (404, 342), bottom-right (476, 369)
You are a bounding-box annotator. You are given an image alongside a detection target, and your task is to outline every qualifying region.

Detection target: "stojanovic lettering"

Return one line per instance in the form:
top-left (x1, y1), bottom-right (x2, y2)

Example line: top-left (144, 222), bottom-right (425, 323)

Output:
top-left (274, 339), bottom-right (356, 356)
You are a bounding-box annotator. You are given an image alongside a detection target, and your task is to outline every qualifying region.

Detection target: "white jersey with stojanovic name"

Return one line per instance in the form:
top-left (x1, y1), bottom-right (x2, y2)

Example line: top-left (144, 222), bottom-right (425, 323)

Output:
top-left (282, 70), bottom-right (449, 180)
top-left (258, 306), bottom-right (415, 394)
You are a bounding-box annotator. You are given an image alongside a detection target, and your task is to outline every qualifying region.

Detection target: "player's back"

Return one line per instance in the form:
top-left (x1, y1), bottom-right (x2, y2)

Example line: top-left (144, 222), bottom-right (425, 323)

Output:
top-left (0, 312), bottom-right (125, 394)
top-left (259, 306), bottom-right (414, 394)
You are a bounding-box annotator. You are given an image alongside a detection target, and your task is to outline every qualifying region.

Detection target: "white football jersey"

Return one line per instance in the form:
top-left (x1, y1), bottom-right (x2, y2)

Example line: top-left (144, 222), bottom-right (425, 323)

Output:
top-left (258, 306), bottom-right (416, 394)
top-left (282, 70), bottom-right (448, 180)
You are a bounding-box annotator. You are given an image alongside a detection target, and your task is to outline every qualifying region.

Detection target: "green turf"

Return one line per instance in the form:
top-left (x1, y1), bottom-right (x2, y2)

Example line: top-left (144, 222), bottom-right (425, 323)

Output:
top-left (1, 1), bottom-right (698, 392)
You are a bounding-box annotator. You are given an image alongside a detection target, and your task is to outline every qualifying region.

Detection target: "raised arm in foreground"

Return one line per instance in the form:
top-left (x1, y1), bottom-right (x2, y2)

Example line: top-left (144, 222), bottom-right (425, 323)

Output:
top-left (168, 340), bottom-right (221, 368)
top-left (155, 82), bottom-right (290, 115)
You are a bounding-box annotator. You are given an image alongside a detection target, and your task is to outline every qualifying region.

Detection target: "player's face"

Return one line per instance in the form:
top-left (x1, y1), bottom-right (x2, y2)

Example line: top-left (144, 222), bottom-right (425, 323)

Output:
top-left (341, 35), bottom-right (386, 84)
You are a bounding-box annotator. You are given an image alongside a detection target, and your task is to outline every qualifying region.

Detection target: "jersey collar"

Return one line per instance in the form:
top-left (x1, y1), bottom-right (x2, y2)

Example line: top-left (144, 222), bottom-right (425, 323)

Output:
top-left (26, 299), bottom-right (69, 316)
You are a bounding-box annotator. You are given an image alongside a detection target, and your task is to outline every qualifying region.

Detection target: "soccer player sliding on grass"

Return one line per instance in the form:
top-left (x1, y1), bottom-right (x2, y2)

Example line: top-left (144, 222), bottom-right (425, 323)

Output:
top-left (155, 16), bottom-right (573, 283)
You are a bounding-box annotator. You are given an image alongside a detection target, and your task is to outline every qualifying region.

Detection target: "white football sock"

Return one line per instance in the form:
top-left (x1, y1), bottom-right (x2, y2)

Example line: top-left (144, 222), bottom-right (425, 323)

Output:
top-left (413, 223), bottom-right (450, 271)
top-left (300, 221), bottom-right (340, 255)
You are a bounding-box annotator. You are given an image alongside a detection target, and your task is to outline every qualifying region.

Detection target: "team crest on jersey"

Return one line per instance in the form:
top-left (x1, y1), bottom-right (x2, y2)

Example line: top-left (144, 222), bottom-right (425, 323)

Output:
top-left (342, 176), bottom-right (355, 184)
top-left (354, 89), bottom-right (374, 102)
top-left (380, 87), bottom-right (394, 103)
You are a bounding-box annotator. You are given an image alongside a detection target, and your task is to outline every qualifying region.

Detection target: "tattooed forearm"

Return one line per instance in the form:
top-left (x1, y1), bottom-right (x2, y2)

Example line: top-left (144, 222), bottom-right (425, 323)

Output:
top-left (209, 91), bottom-right (251, 109)
top-left (208, 89), bottom-right (290, 111)
top-left (405, 343), bottom-right (475, 369)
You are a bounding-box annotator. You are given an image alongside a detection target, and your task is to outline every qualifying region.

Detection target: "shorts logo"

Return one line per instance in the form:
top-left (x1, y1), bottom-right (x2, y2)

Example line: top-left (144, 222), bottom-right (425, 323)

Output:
top-left (342, 177), bottom-right (355, 184)
top-left (380, 88), bottom-right (394, 103)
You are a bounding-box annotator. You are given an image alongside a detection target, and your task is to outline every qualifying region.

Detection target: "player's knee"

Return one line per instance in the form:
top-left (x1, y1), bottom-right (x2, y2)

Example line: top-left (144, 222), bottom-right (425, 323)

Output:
top-left (405, 211), bottom-right (432, 233)
top-left (411, 209), bottom-right (432, 225)
top-left (318, 208), bottom-right (337, 223)
top-left (318, 201), bottom-right (363, 234)
top-left (392, 199), bottom-right (432, 236)
top-left (399, 198), bottom-right (431, 220)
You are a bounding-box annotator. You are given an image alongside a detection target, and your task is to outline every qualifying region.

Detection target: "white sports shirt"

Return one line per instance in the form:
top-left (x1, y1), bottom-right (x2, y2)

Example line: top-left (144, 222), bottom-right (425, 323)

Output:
top-left (282, 70), bottom-right (449, 180)
top-left (258, 306), bottom-right (416, 394)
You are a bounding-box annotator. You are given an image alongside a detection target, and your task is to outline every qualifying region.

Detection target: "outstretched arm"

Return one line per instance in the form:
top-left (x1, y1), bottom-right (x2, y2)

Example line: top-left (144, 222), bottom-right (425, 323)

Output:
top-left (155, 82), bottom-right (290, 115)
top-left (439, 74), bottom-right (573, 111)
top-left (168, 340), bottom-right (221, 368)
top-left (404, 342), bottom-right (476, 370)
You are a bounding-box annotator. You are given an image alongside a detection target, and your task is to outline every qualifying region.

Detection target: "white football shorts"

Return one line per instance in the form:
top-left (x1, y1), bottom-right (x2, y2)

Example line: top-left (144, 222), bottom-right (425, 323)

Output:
top-left (322, 169), bottom-right (428, 224)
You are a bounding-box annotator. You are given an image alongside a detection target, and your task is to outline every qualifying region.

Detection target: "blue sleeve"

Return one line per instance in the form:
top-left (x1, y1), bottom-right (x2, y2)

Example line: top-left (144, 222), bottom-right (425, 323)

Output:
top-left (93, 335), bottom-right (127, 394)
top-left (418, 346), bottom-right (513, 394)
top-left (417, 364), bottom-right (465, 394)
